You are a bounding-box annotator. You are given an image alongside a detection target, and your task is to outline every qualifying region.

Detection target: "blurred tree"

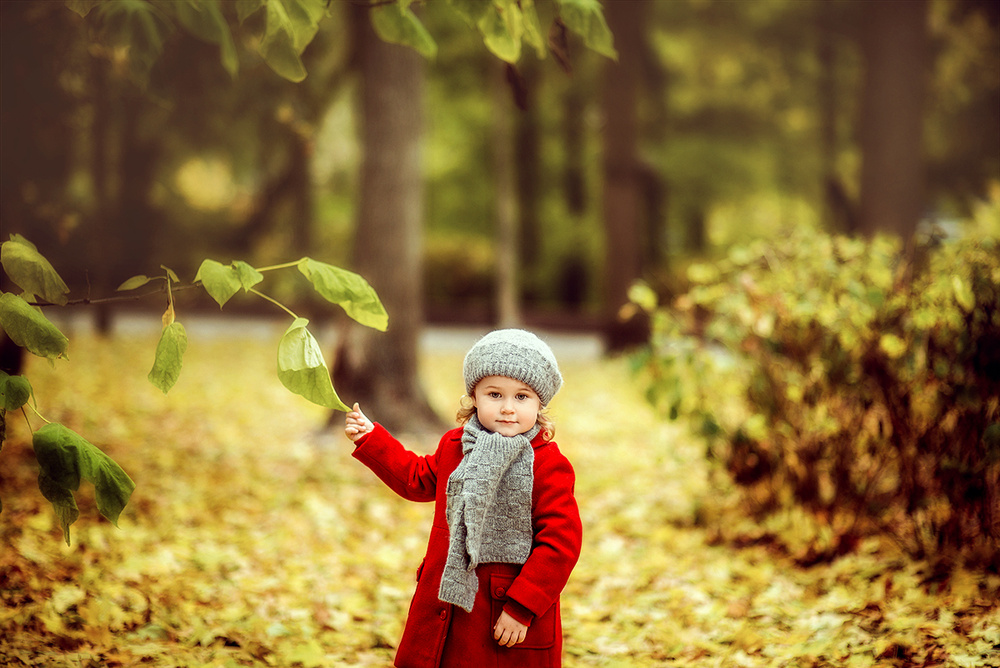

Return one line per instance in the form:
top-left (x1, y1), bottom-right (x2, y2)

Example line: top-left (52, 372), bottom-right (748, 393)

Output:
top-left (494, 61), bottom-right (521, 328)
top-left (858, 0), bottom-right (929, 239)
top-left (602, 0), bottom-right (649, 350)
top-left (331, 2), bottom-right (439, 433)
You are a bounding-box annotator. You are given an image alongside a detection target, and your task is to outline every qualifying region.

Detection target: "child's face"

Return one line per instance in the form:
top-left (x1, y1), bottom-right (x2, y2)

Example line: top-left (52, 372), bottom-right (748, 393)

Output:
top-left (471, 375), bottom-right (542, 437)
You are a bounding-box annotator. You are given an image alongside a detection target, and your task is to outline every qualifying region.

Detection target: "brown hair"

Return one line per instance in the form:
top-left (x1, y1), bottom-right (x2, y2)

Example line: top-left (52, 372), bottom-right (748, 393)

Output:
top-left (456, 394), bottom-right (556, 441)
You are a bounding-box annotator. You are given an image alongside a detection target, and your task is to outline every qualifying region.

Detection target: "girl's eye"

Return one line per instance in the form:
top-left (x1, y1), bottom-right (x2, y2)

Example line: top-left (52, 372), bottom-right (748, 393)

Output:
top-left (516, 394), bottom-right (528, 401)
top-left (489, 392), bottom-right (502, 399)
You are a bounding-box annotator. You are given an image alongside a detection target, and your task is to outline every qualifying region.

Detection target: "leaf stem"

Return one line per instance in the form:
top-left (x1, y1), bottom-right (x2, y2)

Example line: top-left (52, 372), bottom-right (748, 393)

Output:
top-left (25, 283), bottom-right (201, 308)
top-left (21, 403), bottom-right (51, 431)
top-left (248, 289), bottom-right (299, 319)
top-left (255, 260), bottom-right (304, 273)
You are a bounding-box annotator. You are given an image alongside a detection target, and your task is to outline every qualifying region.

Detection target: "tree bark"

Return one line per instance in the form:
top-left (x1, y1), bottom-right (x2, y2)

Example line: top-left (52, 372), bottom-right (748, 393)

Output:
top-left (858, 0), bottom-right (928, 239)
top-left (601, 0), bottom-right (649, 350)
top-left (332, 4), bottom-right (443, 435)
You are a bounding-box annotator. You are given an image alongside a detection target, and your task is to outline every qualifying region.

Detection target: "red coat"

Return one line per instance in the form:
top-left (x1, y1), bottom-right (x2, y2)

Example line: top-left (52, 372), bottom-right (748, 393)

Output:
top-left (353, 423), bottom-right (583, 668)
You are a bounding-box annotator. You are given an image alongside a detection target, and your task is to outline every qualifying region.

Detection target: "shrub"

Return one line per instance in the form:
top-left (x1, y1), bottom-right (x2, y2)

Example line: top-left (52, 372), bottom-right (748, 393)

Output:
top-left (632, 229), bottom-right (1000, 566)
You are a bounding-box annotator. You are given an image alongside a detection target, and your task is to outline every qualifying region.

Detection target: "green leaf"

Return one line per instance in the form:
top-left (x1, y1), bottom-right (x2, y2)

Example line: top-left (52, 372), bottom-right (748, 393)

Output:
top-left (148, 322), bottom-right (188, 394)
top-left (37, 473), bottom-right (80, 545)
top-left (162, 265), bottom-right (181, 284)
top-left (259, 0), bottom-right (325, 82)
top-left (173, 0), bottom-right (239, 77)
top-left (277, 317), bottom-right (348, 411)
top-left (0, 371), bottom-right (32, 411)
top-left (371, 3), bottom-right (438, 59)
top-left (33, 423), bottom-right (136, 544)
top-left (1, 235), bottom-right (70, 305)
top-left (0, 292), bottom-right (69, 360)
top-left (117, 275), bottom-right (154, 291)
top-left (556, 0), bottom-right (617, 60)
top-left (478, 0), bottom-right (523, 63)
top-left (194, 259), bottom-right (264, 307)
top-left (519, 0), bottom-right (546, 58)
top-left (195, 259), bottom-right (241, 307)
top-left (297, 258), bottom-right (388, 331)
top-left (232, 260), bottom-right (265, 291)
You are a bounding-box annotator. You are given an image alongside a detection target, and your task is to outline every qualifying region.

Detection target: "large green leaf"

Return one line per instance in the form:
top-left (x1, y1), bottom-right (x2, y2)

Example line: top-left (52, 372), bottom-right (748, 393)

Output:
top-left (371, 3), bottom-right (437, 59)
top-left (0, 371), bottom-right (32, 411)
top-left (277, 318), bottom-right (348, 411)
top-left (0, 292), bottom-right (69, 360)
top-left (297, 258), bottom-right (388, 331)
top-left (194, 259), bottom-right (263, 307)
top-left (33, 423), bottom-right (136, 545)
top-left (1, 235), bottom-right (70, 305)
top-left (556, 0), bottom-right (617, 60)
top-left (148, 322), bottom-right (188, 394)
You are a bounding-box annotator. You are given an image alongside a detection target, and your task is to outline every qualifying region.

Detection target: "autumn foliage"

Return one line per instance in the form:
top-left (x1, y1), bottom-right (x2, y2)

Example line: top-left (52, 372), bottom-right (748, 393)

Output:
top-left (1, 334), bottom-right (999, 665)
top-left (633, 227), bottom-right (1000, 568)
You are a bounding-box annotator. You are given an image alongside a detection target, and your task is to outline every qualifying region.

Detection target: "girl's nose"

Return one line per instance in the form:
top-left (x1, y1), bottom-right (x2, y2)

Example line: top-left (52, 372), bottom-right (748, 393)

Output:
top-left (501, 401), bottom-right (515, 414)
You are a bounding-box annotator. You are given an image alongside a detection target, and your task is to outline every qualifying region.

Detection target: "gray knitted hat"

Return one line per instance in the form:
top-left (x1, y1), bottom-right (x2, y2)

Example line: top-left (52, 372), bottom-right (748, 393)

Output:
top-left (463, 329), bottom-right (562, 406)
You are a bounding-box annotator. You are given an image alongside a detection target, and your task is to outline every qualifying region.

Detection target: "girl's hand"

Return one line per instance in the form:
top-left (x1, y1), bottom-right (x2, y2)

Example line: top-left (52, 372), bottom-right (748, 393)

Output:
top-left (494, 611), bottom-right (527, 647)
top-left (344, 403), bottom-right (374, 442)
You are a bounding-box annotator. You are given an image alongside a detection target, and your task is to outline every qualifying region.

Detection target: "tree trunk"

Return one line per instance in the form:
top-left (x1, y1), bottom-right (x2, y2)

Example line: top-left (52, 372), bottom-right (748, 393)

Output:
top-left (332, 4), bottom-right (442, 435)
top-left (601, 0), bottom-right (649, 350)
top-left (858, 0), bottom-right (928, 239)
top-left (494, 62), bottom-right (520, 328)
top-left (514, 59), bottom-right (541, 303)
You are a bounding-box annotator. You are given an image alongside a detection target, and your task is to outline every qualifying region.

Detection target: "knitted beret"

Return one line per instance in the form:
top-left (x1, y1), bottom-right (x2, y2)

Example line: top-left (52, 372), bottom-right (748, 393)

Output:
top-left (463, 329), bottom-right (563, 406)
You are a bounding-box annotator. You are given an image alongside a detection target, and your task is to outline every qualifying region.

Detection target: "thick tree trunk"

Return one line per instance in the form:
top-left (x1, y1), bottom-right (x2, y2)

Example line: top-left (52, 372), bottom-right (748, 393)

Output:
top-left (858, 0), bottom-right (928, 239)
top-left (332, 5), bottom-right (442, 435)
top-left (601, 0), bottom-right (649, 351)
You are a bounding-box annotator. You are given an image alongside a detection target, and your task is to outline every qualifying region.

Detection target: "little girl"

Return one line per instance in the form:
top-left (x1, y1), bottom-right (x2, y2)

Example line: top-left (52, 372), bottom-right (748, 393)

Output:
top-left (344, 329), bottom-right (582, 668)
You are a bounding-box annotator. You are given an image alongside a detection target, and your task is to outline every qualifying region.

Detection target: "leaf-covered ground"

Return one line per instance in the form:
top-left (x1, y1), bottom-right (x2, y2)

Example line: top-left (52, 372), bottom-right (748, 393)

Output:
top-left (1, 324), bottom-right (998, 667)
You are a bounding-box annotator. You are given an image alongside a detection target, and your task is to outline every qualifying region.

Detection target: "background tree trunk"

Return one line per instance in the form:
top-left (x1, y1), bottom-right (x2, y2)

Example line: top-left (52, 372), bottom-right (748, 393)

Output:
top-left (601, 0), bottom-right (649, 350)
top-left (858, 0), bottom-right (928, 239)
top-left (331, 4), bottom-right (442, 435)
top-left (494, 62), bottom-right (520, 328)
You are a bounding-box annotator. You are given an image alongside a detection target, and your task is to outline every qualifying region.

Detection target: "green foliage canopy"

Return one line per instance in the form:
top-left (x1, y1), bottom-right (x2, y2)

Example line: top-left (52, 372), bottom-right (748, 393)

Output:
top-left (65, 0), bottom-right (616, 84)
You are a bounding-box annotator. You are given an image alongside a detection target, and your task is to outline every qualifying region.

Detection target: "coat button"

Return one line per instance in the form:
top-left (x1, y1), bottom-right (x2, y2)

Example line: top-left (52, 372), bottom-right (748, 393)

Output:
top-left (439, 609), bottom-right (448, 620)
top-left (494, 587), bottom-right (506, 598)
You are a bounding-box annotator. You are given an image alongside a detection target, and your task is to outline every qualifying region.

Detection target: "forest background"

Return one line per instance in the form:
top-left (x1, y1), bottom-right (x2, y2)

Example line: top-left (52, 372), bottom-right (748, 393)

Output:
top-left (1, 0), bottom-right (999, 666)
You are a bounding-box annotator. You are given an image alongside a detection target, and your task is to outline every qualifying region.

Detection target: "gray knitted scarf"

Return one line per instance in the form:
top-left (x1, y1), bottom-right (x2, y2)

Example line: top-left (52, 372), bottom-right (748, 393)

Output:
top-left (438, 415), bottom-right (537, 612)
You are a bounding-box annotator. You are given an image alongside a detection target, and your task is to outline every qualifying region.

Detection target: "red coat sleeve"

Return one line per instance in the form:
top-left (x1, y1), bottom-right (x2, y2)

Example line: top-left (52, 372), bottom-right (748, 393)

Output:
top-left (506, 442), bottom-right (582, 620)
top-left (351, 423), bottom-right (440, 503)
